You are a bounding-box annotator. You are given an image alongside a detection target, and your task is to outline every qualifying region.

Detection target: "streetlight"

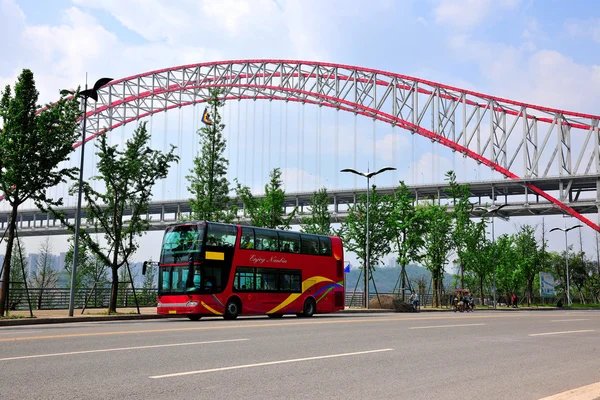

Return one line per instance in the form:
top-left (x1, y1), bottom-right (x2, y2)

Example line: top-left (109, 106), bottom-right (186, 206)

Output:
top-left (340, 166), bottom-right (396, 309)
top-left (550, 224), bottom-right (582, 306)
top-left (475, 204), bottom-right (508, 309)
top-left (63, 77), bottom-right (113, 317)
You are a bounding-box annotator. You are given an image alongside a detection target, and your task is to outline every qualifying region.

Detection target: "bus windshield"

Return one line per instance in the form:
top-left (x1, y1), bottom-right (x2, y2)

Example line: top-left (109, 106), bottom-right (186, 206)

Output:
top-left (160, 224), bottom-right (204, 264)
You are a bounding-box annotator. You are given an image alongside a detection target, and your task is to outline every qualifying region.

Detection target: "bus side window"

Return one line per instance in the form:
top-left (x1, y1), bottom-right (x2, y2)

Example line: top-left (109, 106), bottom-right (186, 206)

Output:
top-left (300, 234), bottom-right (320, 255)
top-left (234, 267), bottom-right (254, 291)
top-left (240, 227), bottom-right (255, 250)
top-left (278, 231), bottom-right (300, 253)
top-left (280, 270), bottom-right (302, 292)
top-left (318, 237), bottom-right (332, 256)
top-left (255, 229), bottom-right (278, 252)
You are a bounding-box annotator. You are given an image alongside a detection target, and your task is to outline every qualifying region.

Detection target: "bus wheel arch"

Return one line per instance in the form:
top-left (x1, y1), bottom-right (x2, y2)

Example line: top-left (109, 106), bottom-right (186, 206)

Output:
top-left (297, 297), bottom-right (316, 318)
top-left (224, 296), bottom-right (242, 320)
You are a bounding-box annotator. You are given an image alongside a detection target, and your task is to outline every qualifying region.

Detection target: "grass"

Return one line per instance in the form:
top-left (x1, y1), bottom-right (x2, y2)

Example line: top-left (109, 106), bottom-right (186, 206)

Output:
top-left (83, 310), bottom-right (140, 315)
top-left (0, 313), bottom-right (33, 320)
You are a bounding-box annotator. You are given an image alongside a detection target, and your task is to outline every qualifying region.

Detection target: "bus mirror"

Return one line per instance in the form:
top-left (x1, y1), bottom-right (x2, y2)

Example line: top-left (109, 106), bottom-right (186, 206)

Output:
top-left (142, 261), bottom-right (147, 276)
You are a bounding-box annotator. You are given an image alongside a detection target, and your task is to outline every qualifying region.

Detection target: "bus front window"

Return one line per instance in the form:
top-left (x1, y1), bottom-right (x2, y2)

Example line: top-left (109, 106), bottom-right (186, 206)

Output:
top-left (160, 224), bottom-right (204, 264)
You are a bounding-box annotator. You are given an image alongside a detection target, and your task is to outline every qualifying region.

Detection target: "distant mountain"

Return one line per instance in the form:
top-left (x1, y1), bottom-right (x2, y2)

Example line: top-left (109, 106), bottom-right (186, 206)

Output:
top-left (344, 264), bottom-right (453, 294)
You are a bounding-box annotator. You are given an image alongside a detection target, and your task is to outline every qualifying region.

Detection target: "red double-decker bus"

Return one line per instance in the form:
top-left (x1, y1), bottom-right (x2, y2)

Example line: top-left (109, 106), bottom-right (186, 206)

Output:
top-left (151, 221), bottom-right (345, 320)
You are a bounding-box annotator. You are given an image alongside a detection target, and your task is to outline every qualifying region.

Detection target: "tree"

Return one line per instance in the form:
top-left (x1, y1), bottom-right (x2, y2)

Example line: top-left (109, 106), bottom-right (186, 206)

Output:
top-left (7, 239), bottom-right (28, 310)
top-left (300, 187), bottom-right (331, 235)
top-left (514, 224), bottom-right (540, 306)
top-left (186, 89), bottom-right (236, 222)
top-left (339, 186), bottom-right (393, 301)
top-left (0, 69), bottom-right (80, 316)
top-left (64, 235), bottom-right (109, 290)
top-left (445, 171), bottom-right (473, 289)
top-left (463, 218), bottom-right (493, 304)
top-left (30, 237), bottom-right (58, 309)
top-left (421, 200), bottom-right (452, 307)
top-left (387, 181), bottom-right (424, 301)
top-left (494, 234), bottom-right (519, 304)
top-left (45, 122), bottom-right (178, 313)
top-left (235, 168), bottom-right (296, 229)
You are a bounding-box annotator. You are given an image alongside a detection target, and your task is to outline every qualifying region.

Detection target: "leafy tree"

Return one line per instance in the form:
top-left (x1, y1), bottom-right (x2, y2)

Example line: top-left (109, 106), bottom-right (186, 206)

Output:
top-left (338, 186), bottom-right (393, 303)
top-left (445, 171), bottom-right (473, 289)
top-left (7, 239), bottom-right (28, 310)
top-left (186, 89), bottom-right (236, 222)
top-left (45, 122), bottom-right (178, 313)
top-left (64, 236), bottom-right (109, 290)
top-left (421, 200), bottom-right (452, 307)
top-left (235, 168), bottom-right (296, 229)
top-left (463, 218), bottom-right (493, 304)
top-left (300, 187), bottom-right (331, 235)
top-left (30, 237), bottom-right (58, 309)
top-left (494, 234), bottom-right (519, 304)
top-left (0, 69), bottom-right (80, 316)
top-left (514, 224), bottom-right (540, 306)
top-left (387, 181), bottom-right (424, 301)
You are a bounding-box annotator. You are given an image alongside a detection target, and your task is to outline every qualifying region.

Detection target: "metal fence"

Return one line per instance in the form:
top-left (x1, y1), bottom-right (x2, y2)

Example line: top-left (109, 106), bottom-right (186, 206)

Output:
top-left (6, 287), bottom-right (159, 311)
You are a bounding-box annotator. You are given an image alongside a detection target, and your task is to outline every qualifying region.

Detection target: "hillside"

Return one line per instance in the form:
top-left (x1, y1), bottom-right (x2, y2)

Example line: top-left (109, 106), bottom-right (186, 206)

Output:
top-left (344, 264), bottom-right (454, 294)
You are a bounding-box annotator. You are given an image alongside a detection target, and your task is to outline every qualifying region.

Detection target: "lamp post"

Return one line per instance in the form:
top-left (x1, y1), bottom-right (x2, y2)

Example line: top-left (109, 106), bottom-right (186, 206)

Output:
top-left (550, 224), bottom-right (582, 306)
top-left (340, 166), bottom-right (396, 309)
top-left (64, 77), bottom-right (112, 317)
top-left (475, 204), bottom-right (508, 309)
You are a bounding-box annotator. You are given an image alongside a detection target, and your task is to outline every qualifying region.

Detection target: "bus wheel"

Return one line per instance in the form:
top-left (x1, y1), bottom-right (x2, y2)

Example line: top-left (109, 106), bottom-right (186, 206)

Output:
top-left (267, 314), bottom-right (283, 318)
top-left (297, 298), bottom-right (316, 318)
top-left (224, 299), bottom-right (241, 320)
top-left (187, 314), bottom-right (202, 321)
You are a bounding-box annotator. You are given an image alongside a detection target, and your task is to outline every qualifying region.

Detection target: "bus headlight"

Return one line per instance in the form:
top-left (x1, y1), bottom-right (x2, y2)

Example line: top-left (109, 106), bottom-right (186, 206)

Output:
top-left (186, 301), bottom-right (198, 307)
top-left (157, 302), bottom-right (163, 307)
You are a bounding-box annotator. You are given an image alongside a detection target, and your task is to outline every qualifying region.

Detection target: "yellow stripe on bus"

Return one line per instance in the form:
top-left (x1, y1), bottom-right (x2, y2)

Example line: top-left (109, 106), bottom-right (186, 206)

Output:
top-left (267, 276), bottom-right (334, 314)
top-left (205, 251), bottom-right (225, 260)
top-left (201, 301), bottom-right (223, 315)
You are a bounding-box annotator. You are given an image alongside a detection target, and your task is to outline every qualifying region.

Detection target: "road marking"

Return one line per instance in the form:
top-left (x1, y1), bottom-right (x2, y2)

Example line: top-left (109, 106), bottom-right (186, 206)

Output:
top-left (0, 312), bottom-right (587, 342)
top-left (0, 330), bottom-right (35, 335)
top-left (409, 323), bottom-right (486, 329)
top-left (0, 338), bottom-right (248, 362)
top-left (539, 381), bottom-right (600, 399)
top-left (529, 330), bottom-right (594, 337)
top-left (149, 348), bottom-right (394, 379)
top-left (550, 319), bottom-right (590, 322)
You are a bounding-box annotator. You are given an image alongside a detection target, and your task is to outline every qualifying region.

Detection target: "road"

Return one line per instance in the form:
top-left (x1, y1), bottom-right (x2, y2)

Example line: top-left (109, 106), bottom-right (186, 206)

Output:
top-left (0, 310), bottom-right (599, 400)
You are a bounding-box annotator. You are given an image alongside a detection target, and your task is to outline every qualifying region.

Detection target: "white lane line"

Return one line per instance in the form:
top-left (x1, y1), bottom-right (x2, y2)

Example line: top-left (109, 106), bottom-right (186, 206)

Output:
top-left (0, 330), bottom-right (36, 335)
top-left (529, 330), bottom-right (594, 337)
top-left (550, 319), bottom-right (590, 322)
top-left (149, 348), bottom-right (394, 379)
top-left (409, 323), bottom-right (486, 330)
top-left (0, 338), bottom-right (248, 362)
top-left (539, 381), bottom-right (600, 400)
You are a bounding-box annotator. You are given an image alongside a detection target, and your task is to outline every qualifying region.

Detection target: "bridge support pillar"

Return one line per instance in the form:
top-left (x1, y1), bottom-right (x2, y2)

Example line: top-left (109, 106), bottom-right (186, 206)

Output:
top-left (333, 195), bottom-right (338, 214)
top-left (161, 205), bottom-right (165, 222)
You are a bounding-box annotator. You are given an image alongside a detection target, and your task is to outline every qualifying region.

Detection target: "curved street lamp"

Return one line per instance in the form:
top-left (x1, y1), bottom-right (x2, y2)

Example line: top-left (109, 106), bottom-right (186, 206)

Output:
top-left (340, 166), bottom-right (396, 309)
top-left (550, 224), bottom-right (582, 306)
top-left (63, 77), bottom-right (113, 317)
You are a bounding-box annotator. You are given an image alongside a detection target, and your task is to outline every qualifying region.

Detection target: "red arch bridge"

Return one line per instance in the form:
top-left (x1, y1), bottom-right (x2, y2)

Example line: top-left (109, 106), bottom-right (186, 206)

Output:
top-left (1, 59), bottom-right (599, 236)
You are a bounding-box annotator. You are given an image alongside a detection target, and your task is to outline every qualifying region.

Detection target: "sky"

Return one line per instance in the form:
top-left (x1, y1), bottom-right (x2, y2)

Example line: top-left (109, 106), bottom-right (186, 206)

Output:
top-left (1, 0), bottom-right (600, 270)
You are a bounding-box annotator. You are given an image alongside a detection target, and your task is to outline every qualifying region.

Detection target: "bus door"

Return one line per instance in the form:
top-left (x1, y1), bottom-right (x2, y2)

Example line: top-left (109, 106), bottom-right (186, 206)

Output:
top-left (202, 223), bottom-right (238, 295)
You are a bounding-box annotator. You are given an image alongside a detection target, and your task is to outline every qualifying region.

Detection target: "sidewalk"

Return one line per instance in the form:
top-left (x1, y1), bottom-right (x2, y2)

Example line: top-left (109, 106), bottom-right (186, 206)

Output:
top-left (0, 305), bottom-right (576, 327)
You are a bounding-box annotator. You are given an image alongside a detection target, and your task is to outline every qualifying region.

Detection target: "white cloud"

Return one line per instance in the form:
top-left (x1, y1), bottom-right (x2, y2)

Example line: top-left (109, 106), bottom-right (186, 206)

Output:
top-left (565, 17), bottom-right (600, 43)
top-left (433, 0), bottom-right (521, 30)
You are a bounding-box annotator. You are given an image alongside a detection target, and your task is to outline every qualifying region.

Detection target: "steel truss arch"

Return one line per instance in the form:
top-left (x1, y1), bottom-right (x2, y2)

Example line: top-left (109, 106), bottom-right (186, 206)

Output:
top-left (27, 60), bottom-right (600, 230)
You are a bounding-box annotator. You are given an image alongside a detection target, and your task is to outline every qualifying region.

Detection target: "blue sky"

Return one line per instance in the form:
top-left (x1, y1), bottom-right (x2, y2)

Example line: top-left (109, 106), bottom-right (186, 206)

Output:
top-left (1, 0), bottom-right (600, 267)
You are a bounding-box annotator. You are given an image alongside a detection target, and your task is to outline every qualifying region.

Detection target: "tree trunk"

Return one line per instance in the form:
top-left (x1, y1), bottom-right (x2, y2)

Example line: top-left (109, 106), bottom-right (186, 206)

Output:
top-left (109, 266), bottom-right (118, 313)
top-left (0, 205), bottom-right (19, 316)
top-left (400, 263), bottom-right (406, 302)
top-left (479, 276), bottom-right (485, 306)
top-left (459, 257), bottom-right (464, 289)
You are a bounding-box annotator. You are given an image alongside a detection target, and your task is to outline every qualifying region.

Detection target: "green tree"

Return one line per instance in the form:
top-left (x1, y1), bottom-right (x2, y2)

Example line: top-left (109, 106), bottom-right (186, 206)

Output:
top-left (300, 187), bottom-right (331, 235)
top-left (0, 69), bottom-right (80, 316)
top-left (339, 186), bottom-right (393, 304)
top-left (494, 234), bottom-right (519, 303)
top-left (514, 224), bottom-right (540, 306)
top-left (30, 237), bottom-right (58, 309)
top-left (7, 239), bottom-right (28, 310)
top-left (235, 168), bottom-right (296, 229)
top-left (186, 89), bottom-right (235, 222)
top-left (64, 236), bottom-right (109, 290)
top-left (387, 181), bottom-right (424, 301)
top-left (445, 171), bottom-right (473, 289)
top-left (463, 218), bottom-right (493, 304)
top-left (421, 200), bottom-right (452, 307)
top-left (46, 122), bottom-right (178, 313)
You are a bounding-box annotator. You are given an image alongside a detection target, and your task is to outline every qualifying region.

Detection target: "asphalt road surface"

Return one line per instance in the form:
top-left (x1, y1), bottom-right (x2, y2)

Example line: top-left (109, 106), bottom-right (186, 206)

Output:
top-left (1, 310), bottom-right (599, 400)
